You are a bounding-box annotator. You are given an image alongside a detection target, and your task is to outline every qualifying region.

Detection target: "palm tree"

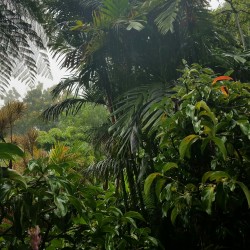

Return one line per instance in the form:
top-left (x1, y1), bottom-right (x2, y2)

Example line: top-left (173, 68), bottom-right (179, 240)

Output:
top-left (43, 0), bottom-right (147, 122)
top-left (40, 0), bottom-right (225, 210)
top-left (43, 0), bottom-right (219, 118)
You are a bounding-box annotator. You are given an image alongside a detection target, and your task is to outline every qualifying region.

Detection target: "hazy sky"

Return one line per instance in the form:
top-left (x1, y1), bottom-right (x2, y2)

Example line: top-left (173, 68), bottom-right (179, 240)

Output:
top-left (210, 0), bottom-right (224, 9)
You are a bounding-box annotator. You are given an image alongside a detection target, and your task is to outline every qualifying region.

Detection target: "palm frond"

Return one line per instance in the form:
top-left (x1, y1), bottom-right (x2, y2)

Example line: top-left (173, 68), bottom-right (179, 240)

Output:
top-left (85, 157), bottom-right (121, 180)
top-left (109, 83), bottom-right (175, 156)
top-left (154, 0), bottom-right (181, 34)
top-left (42, 98), bottom-right (87, 120)
top-left (43, 86), bottom-right (105, 121)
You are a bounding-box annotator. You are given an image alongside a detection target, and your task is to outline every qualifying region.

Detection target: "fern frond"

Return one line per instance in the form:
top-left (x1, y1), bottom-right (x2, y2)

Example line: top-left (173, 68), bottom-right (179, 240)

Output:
top-left (0, 1), bottom-right (52, 91)
top-left (109, 83), bottom-right (175, 156)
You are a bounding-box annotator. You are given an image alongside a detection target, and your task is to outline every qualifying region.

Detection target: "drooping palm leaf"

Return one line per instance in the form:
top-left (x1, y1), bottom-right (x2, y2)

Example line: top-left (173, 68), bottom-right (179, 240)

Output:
top-left (109, 83), bottom-right (175, 156)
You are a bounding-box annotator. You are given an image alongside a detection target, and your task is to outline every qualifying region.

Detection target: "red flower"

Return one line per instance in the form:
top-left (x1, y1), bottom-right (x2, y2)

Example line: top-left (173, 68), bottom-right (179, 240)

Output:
top-left (212, 76), bottom-right (233, 85)
top-left (220, 86), bottom-right (229, 96)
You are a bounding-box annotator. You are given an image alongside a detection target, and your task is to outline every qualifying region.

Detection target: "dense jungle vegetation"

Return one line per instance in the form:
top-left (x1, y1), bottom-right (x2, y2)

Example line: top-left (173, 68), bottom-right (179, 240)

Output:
top-left (0, 0), bottom-right (250, 249)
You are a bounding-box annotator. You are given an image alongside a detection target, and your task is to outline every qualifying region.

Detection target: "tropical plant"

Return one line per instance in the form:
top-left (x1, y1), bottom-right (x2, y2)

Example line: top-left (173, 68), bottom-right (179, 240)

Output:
top-left (42, 0), bottom-right (224, 121)
top-left (212, 0), bottom-right (250, 81)
top-left (143, 63), bottom-right (250, 249)
top-left (0, 101), bottom-right (26, 142)
top-left (40, 0), bottom-right (241, 220)
top-left (0, 143), bottom-right (158, 249)
top-left (0, 0), bottom-right (52, 92)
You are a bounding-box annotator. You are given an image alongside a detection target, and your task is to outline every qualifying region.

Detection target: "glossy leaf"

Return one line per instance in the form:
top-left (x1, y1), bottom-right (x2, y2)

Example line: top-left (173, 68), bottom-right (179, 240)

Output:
top-left (0, 143), bottom-right (24, 158)
top-left (155, 178), bottom-right (167, 199)
top-left (162, 162), bottom-right (178, 173)
top-left (144, 173), bottom-right (163, 196)
top-left (170, 206), bottom-right (179, 224)
top-left (201, 186), bottom-right (216, 214)
top-left (123, 211), bottom-right (145, 222)
top-left (1, 168), bottom-right (27, 189)
top-left (237, 120), bottom-right (250, 139)
top-left (179, 134), bottom-right (199, 159)
top-left (202, 171), bottom-right (230, 183)
top-left (211, 137), bottom-right (227, 160)
top-left (236, 181), bottom-right (250, 208)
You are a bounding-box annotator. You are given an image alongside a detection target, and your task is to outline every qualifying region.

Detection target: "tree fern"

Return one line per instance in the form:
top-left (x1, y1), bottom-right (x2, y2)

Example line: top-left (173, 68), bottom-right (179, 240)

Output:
top-left (0, 0), bottom-right (52, 92)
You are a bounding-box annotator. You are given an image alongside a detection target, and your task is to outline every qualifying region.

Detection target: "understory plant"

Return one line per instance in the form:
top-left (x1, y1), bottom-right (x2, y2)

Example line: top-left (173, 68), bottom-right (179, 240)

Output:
top-left (144, 63), bottom-right (250, 249)
top-left (0, 143), bottom-right (157, 249)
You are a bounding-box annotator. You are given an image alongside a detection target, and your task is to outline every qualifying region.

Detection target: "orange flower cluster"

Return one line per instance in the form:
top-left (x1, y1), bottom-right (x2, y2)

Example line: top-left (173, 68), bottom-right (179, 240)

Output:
top-left (212, 76), bottom-right (233, 96)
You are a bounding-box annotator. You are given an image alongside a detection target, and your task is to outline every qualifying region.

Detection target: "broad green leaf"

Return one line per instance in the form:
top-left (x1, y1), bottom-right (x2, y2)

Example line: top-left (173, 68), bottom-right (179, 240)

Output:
top-left (68, 196), bottom-right (84, 215)
top-left (186, 104), bottom-right (195, 119)
top-left (54, 196), bottom-right (68, 217)
top-left (201, 120), bottom-right (215, 136)
top-left (236, 181), bottom-right (250, 208)
top-left (70, 20), bottom-right (84, 30)
top-left (196, 101), bottom-right (217, 124)
top-left (234, 55), bottom-right (246, 64)
top-left (148, 236), bottom-right (158, 246)
top-left (46, 239), bottom-right (64, 250)
top-left (122, 216), bottom-right (137, 228)
top-left (202, 171), bottom-right (230, 183)
top-left (237, 120), bottom-right (250, 139)
top-left (72, 216), bottom-right (87, 225)
top-left (211, 137), bottom-right (227, 160)
top-left (179, 134), bottom-right (199, 159)
top-left (182, 89), bottom-right (195, 100)
top-left (144, 173), bottom-right (162, 195)
top-left (0, 143), bottom-right (24, 158)
top-left (0, 183), bottom-right (12, 200)
top-left (123, 211), bottom-right (145, 222)
top-left (0, 153), bottom-right (14, 160)
top-left (199, 110), bottom-right (217, 125)
top-left (162, 162), bottom-right (178, 173)
top-left (1, 168), bottom-right (27, 189)
top-left (185, 183), bottom-right (197, 192)
top-left (201, 186), bottom-right (215, 214)
top-left (224, 69), bottom-right (234, 76)
top-left (155, 178), bottom-right (167, 199)
top-left (108, 206), bottom-right (123, 217)
top-left (162, 201), bottom-right (172, 217)
top-left (27, 160), bottom-right (40, 171)
top-left (193, 119), bottom-right (201, 133)
top-left (170, 206), bottom-right (179, 224)
top-left (196, 100), bottom-right (211, 113)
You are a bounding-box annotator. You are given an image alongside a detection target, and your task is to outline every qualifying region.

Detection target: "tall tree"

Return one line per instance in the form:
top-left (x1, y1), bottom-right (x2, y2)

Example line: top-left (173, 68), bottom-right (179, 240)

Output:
top-left (40, 0), bottom-right (234, 211)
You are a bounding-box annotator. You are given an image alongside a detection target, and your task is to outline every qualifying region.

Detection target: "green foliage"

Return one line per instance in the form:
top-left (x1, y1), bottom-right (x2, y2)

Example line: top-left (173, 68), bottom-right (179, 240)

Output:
top-left (212, 0), bottom-right (250, 81)
top-left (0, 0), bottom-right (51, 91)
top-left (2, 1), bottom-right (250, 249)
top-left (143, 64), bottom-right (250, 249)
top-left (37, 103), bottom-right (108, 167)
top-left (0, 143), bottom-right (24, 160)
top-left (0, 144), bottom-right (157, 249)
